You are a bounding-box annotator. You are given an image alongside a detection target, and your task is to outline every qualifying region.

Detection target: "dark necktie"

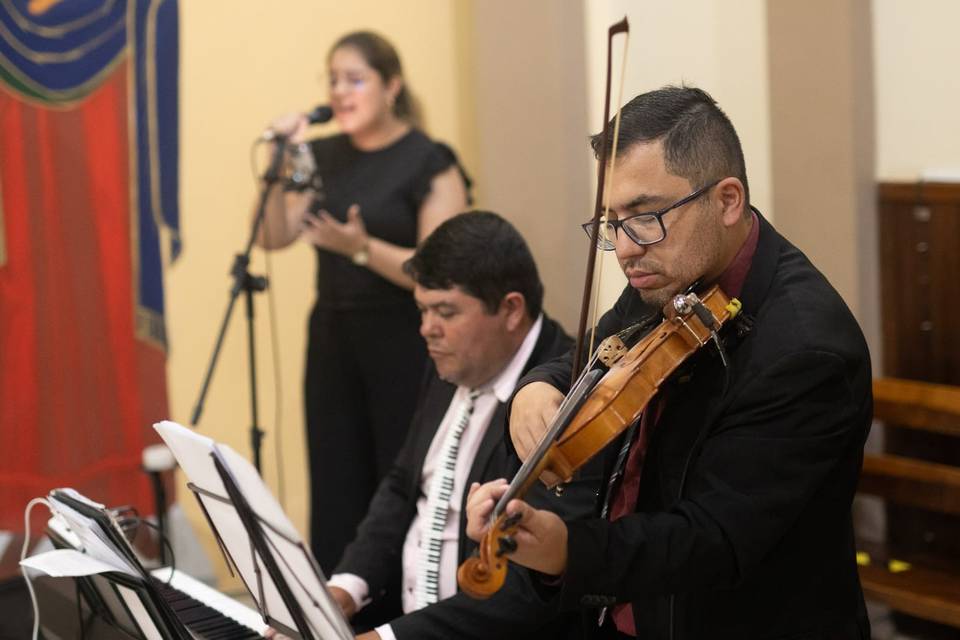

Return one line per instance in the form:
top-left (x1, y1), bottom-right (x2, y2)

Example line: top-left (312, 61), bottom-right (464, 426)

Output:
top-left (608, 395), bottom-right (665, 636)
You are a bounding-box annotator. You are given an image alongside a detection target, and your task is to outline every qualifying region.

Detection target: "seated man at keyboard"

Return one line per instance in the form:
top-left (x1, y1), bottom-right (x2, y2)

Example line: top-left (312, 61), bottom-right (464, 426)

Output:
top-left (325, 212), bottom-right (598, 640)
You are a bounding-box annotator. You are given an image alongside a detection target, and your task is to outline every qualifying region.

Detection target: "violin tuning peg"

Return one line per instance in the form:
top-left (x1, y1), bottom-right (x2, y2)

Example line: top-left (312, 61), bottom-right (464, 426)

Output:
top-left (497, 535), bottom-right (518, 556)
top-left (501, 512), bottom-right (522, 530)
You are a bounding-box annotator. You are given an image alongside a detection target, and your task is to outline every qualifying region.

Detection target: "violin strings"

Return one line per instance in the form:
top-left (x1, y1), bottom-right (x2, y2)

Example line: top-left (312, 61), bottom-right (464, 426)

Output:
top-left (493, 355), bottom-right (606, 519)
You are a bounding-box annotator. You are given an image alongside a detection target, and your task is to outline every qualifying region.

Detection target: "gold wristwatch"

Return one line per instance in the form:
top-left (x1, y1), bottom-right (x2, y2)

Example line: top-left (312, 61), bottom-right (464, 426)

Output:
top-left (351, 241), bottom-right (370, 266)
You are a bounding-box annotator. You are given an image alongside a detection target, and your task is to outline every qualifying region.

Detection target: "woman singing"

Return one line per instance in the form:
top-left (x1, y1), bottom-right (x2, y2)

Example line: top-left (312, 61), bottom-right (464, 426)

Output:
top-left (257, 31), bottom-right (470, 575)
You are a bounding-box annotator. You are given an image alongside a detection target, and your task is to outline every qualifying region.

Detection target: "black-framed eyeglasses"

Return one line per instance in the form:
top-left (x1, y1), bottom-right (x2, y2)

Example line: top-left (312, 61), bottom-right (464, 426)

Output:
top-left (581, 179), bottom-right (721, 250)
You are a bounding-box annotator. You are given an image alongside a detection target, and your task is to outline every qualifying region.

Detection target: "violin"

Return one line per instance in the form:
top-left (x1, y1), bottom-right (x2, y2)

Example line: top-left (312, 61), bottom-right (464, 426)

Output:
top-left (456, 285), bottom-right (741, 598)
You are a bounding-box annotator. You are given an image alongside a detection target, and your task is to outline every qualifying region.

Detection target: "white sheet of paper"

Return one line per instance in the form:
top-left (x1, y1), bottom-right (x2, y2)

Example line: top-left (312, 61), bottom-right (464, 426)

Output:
top-left (218, 444), bottom-right (350, 637)
top-left (155, 420), bottom-right (351, 640)
top-left (20, 548), bottom-right (128, 578)
top-left (44, 500), bottom-right (139, 576)
top-left (116, 584), bottom-right (165, 640)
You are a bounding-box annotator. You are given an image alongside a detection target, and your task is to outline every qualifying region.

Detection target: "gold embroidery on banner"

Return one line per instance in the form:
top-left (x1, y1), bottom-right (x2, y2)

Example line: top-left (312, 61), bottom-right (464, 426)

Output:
top-left (144, 0), bottom-right (174, 266)
top-left (125, 1), bottom-right (144, 345)
top-left (3, 0), bottom-right (114, 37)
top-left (122, 1), bottom-right (167, 351)
top-left (0, 13), bottom-right (125, 64)
top-left (0, 48), bottom-right (125, 106)
top-left (135, 0), bottom-right (168, 350)
top-left (28, 0), bottom-right (64, 15)
top-left (5, 0), bottom-right (167, 346)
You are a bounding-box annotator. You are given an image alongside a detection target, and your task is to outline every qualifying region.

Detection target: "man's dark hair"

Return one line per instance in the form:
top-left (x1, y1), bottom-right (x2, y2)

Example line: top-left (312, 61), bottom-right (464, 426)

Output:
top-left (590, 86), bottom-right (750, 206)
top-left (404, 211), bottom-right (544, 319)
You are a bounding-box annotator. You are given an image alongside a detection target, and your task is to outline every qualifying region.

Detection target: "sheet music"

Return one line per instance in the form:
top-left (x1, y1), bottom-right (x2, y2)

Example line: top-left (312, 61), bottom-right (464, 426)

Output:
top-left (45, 496), bottom-right (140, 577)
top-left (20, 548), bottom-right (130, 578)
top-left (155, 420), bottom-right (352, 640)
top-left (116, 584), bottom-right (166, 640)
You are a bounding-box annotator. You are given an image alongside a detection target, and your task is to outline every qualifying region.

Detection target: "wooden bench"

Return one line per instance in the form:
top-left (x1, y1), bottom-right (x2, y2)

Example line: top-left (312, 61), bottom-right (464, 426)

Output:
top-left (856, 377), bottom-right (960, 628)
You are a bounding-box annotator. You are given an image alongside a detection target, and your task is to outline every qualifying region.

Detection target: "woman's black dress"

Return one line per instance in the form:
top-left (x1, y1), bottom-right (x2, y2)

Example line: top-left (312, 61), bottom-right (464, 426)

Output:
top-left (304, 128), bottom-right (469, 575)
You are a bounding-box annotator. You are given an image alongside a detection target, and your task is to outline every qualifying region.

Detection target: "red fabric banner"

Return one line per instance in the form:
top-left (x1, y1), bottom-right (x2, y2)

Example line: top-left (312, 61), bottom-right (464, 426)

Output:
top-left (0, 60), bottom-right (168, 531)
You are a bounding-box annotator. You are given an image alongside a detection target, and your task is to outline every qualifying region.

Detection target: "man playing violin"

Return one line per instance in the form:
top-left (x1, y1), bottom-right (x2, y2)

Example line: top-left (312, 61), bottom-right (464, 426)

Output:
top-left (466, 86), bottom-right (873, 639)
top-left (324, 211), bottom-right (600, 639)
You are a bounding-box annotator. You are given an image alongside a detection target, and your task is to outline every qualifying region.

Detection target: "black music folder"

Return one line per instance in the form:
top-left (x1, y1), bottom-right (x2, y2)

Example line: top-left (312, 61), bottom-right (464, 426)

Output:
top-left (44, 488), bottom-right (195, 639)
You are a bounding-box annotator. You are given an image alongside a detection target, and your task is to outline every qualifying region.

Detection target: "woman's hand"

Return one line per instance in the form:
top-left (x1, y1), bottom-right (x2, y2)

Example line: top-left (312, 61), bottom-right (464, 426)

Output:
top-left (268, 112), bottom-right (310, 144)
top-left (301, 203), bottom-right (369, 258)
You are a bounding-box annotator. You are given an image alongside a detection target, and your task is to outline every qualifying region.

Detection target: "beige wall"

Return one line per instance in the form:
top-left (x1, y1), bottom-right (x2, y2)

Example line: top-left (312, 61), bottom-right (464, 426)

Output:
top-left (464, 0), bottom-right (592, 331)
top-left (874, 0), bottom-right (960, 180)
top-left (168, 1), bottom-right (472, 587)
top-left (766, 0), bottom-right (879, 355)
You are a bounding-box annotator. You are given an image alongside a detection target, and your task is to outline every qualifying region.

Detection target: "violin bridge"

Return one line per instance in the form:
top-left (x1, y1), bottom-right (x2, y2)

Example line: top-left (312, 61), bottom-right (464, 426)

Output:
top-left (596, 334), bottom-right (628, 367)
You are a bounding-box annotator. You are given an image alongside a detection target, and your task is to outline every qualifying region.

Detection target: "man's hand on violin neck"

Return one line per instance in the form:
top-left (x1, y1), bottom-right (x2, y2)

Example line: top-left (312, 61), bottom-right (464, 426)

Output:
top-left (465, 479), bottom-right (509, 542)
top-left (510, 382), bottom-right (564, 461)
top-left (465, 479), bottom-right (569, 577)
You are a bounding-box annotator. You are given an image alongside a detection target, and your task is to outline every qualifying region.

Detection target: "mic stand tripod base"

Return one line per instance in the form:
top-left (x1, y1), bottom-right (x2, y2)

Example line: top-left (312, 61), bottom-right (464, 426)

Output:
top-left (190, 137), bottom-right (289, 476)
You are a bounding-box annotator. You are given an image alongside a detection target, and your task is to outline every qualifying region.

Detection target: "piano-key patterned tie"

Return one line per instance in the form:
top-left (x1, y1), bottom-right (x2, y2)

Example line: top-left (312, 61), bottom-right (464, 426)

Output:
top-left (414, 388), bottom-right (480, 609)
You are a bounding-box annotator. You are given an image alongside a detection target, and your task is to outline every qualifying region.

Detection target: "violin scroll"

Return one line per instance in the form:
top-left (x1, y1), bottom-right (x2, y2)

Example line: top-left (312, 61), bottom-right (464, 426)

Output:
top-left (457, 512), bottom-right (522, 599)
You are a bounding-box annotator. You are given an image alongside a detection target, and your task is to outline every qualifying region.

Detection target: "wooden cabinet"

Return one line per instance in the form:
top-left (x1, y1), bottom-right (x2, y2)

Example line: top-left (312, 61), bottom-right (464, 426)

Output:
top-left (879, 182), bottom-right (960, 388)
top-left (875, 182), bottom-right (960, 636)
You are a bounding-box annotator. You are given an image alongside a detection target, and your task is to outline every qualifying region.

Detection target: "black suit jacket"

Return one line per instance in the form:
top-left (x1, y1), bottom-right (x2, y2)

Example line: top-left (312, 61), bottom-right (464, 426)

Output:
top-left (335, 314), bottom-right (598, 639)
top-left (519, 213), bottom-right (873, 640)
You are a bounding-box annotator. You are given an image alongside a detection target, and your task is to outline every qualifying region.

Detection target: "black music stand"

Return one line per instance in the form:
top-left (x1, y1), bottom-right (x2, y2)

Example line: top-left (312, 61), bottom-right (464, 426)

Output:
top-left (156, 421), bottom-right (351, 640)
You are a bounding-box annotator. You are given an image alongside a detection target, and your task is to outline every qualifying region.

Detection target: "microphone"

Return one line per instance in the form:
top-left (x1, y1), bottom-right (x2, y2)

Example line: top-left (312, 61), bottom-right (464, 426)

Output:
top-left (261, 104), bottom-right (334, 141)
top-left (305, 104), bottom-right (334, 125)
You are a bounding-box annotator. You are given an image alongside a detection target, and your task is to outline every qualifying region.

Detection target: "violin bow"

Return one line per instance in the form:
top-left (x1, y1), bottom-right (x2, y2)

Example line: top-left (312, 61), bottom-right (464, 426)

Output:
top-left (572, 17), bottom-right (630, 379)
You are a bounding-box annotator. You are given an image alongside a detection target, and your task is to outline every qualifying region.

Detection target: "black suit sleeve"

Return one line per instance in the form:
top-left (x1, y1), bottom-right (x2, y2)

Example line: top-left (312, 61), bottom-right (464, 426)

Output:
top-left (560, 350), bottom-right (870, 606)
top-left (388, 568), bottom-right (562, 640)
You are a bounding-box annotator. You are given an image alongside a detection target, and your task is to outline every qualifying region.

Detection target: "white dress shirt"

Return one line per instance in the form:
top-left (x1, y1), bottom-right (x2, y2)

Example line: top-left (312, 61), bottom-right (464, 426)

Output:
top-left (328, 315), bottom-right (543, 640)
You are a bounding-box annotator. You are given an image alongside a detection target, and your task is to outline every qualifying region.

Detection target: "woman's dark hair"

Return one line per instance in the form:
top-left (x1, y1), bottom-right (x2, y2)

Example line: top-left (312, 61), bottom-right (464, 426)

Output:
top-left (590, 85), bottom-right (749, 206)
top-left (404, 211), bottom-right (544, 319)
top-left (329, 31), bottom-right (421, 125)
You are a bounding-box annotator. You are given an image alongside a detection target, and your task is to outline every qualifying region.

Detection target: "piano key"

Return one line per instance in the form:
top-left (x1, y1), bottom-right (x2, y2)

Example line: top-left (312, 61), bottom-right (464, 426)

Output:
top-left (150, 568), bottom-right (268, 638)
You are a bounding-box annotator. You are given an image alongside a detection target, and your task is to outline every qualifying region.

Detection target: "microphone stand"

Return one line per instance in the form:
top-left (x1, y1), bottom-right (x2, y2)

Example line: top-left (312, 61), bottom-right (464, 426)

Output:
top-left (190, 137), bottom-right (288, 475)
